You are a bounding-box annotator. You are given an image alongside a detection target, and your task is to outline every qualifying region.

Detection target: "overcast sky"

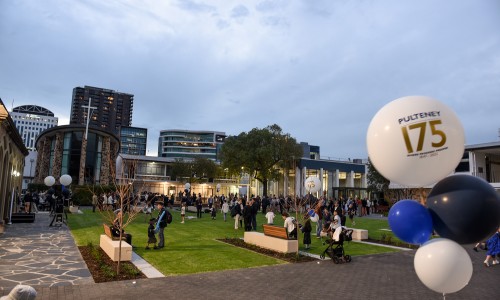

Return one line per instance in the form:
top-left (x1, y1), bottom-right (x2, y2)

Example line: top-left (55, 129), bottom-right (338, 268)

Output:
top-left (1, 0), bottom-right (499, 159)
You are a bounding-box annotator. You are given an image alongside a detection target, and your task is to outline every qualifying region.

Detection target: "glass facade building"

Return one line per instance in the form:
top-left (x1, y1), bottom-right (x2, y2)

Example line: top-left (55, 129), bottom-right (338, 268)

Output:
top-left (35, 125), bottom-right (119, 185)
top-left (120, 126), bottom-right (147, 155)
top-left (158, 130), bottom-right (226, 161)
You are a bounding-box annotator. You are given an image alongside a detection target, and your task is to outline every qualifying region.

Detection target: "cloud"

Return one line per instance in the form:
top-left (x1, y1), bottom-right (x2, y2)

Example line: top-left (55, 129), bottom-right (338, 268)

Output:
top-left (231, 5), bottom-right (250, 19)
top-left (1, 0), bottom-right (499, 160)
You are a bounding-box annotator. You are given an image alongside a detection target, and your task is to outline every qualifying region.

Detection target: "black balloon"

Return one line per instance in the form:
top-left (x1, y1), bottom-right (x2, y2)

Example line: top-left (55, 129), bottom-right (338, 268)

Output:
top-left (427, 174), bottom-right (500, 244)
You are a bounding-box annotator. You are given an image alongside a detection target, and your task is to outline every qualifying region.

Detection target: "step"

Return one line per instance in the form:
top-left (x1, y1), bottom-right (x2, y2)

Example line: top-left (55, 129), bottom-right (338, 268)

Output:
top-left (11, 213), bottom-right (36, 223)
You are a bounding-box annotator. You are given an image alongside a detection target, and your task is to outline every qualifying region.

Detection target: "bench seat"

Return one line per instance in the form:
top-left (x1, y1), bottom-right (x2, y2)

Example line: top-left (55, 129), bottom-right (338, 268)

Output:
top-left (347, 228), bottom-right (368, 240)
top-left (244, 232), bottom-right (298, 253)
top-left (99, 234), bottom-right (132, 262)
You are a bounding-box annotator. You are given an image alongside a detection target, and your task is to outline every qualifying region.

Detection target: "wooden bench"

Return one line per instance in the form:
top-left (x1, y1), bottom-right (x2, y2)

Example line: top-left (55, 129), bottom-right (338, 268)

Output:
top-left (262, 224), bottom-right (289, 239)
top-left (103, 224), bottom-right (127, 241)
top-left (377, 205), bottom-right (390, 213)
top-left (100, 224), bottom-right (132, 262)
top-left (243, 225), bottom-right (298, 253)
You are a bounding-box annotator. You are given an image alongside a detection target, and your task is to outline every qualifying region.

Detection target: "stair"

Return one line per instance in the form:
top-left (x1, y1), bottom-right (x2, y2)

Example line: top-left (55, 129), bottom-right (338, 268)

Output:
top-left (11, 213), bottom-right (36, 223)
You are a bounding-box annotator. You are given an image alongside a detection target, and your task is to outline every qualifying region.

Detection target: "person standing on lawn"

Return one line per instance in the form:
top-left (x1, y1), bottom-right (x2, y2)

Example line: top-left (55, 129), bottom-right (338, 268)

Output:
top-left (180, 202), bottom-right (186, 224)
top-left (301, 213), bottom-right (312, 249)
top-left (196, 193), bottom-right (203, 218)
top-left (222, 200), bottom-right (229, 222)
top-left (155, 200), bottom-right (168, 249)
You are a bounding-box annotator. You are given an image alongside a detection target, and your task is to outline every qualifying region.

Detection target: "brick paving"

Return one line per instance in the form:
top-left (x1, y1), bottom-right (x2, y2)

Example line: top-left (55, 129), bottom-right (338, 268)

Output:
top-left (1, 212), bottom-right (499, 299)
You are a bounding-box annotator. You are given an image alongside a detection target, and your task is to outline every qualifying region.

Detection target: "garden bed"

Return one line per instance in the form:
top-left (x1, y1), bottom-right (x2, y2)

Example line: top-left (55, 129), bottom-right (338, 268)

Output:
top-left (218, 238), bottom-right (317, 263)
top-left (79, 244), bottom-right (146, 283)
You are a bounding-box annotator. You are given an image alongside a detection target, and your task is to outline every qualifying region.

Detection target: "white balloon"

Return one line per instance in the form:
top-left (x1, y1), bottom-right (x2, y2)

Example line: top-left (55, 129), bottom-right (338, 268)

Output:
top-left (185, 183), bottom-right (191, 190)
top-left (310, 213), bottom-right (319, 223)
top-left (59, 174), bottom-right (72, 186)
top-left (44, 176), bottom-right (56, 187)
top-left (367, 96), bottom-right (465, 187)
top-left (414, 238), bottom-right (473, 294)
top-left (305, 177), bottom-right (321, 193)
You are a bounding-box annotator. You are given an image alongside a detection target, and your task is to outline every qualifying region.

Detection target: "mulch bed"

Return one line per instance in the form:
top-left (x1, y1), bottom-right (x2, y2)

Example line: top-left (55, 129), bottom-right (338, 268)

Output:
top-left (218, 238), bottom-right (317, 263)
top-left (78, 246), bottom-right (147, 283)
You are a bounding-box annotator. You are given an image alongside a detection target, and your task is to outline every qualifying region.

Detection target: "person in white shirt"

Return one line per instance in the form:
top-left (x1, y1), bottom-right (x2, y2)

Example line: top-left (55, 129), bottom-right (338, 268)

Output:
top-left (330, 219), bottom-right (343, 242)
top-left (221, 201), bottom-right (229, 222)
top-left (265, 210), bottom-right (275, 224)
top-left (282, 212), bottom-right (297, 239)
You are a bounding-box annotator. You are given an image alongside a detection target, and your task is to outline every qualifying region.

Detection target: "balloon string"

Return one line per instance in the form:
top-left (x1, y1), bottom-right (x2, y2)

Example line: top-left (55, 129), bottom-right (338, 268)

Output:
top-left (442, 293), bottom-right (446, 300)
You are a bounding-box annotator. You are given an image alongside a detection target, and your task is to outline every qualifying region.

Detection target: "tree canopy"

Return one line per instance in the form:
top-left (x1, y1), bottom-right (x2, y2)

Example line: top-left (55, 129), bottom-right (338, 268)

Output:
top-left (366, 157), bottom-right (390, 192)
top-left (220, 124), bottom-right (303, 197)
top-left (170, 157), bottom-right (218, 183)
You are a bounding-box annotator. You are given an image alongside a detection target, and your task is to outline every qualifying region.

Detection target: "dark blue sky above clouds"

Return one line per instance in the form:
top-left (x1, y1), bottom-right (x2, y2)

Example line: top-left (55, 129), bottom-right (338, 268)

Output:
top-left (1, 0), bottom-right (499, 159)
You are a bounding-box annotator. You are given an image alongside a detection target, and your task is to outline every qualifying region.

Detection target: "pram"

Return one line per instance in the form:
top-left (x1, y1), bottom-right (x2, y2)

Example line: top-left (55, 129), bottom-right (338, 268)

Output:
top-left (319, 227), bottom-right (353, 264)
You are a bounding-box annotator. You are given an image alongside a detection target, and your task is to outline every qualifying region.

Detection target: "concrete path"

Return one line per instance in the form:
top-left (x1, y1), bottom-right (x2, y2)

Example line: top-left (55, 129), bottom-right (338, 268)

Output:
top-left (1, 211), bottom-right (499, 299)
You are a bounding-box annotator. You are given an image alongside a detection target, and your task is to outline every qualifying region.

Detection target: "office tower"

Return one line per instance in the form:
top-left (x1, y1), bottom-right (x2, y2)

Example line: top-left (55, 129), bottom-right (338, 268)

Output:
top-left (70, 86), bottom-right (133, 134)
top-left (10, 105), bottom-right (58, 151)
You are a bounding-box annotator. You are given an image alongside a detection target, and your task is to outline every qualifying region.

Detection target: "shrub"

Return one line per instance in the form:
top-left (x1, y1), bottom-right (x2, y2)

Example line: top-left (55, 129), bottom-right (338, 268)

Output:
top-left (71, 184), bottom-right (116, 206)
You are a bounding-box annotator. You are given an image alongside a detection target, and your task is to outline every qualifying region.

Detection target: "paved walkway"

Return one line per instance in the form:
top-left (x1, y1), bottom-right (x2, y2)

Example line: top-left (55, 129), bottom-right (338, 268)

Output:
top-left (0, 212), bottom-right (93, 290)
top-left (1, 211), bottom-right (499, 299)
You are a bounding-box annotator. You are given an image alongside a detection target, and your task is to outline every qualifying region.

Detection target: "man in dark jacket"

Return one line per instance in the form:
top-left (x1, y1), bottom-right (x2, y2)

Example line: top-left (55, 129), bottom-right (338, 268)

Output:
top-left (251, 198), bottom-right (259, 230)
top-left (243, 202), bottom-right (253, 231)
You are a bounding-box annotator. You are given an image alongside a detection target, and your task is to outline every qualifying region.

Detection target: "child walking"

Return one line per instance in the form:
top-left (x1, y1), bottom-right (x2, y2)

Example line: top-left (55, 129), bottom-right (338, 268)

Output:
top-left (181, 203), bottom-right (186, 224)
top-left (146, 218), bottom-right (157, 250)
top-left (265, 209), bottom-right (275, 225)
top-left (211, 205), bottom-right (217, 220)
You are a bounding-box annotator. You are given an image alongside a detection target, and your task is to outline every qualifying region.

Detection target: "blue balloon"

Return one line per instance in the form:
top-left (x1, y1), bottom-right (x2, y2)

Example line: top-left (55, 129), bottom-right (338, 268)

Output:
top-left (388, 200), bottom-right (433, 245)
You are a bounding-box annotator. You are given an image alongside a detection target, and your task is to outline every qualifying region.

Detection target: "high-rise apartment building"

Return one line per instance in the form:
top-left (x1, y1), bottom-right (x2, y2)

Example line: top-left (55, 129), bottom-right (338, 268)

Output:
top-left (11, 105), bottom-right (59, 150)
top-left (158, 130), bottom-right (226, 161)
top-left (70, 86), bottom-right (133, 134)
top-left (120, 126), bottom-right (147, 155)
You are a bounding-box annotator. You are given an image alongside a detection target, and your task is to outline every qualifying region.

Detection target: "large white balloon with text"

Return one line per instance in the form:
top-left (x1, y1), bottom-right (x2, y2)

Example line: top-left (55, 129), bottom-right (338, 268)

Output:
top-left (366, 96), bottom-right (465, 187)
top-left (305, 176), bottom-right (322, 193)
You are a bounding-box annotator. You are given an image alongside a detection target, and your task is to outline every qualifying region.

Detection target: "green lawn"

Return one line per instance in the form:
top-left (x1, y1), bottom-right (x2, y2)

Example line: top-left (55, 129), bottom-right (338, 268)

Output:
top-left (68, 208), bottom-right (401, 275)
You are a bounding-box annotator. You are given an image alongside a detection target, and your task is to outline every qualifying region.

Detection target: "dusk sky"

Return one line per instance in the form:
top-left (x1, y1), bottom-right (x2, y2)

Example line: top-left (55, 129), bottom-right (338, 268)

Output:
top-left (1, 0), bottom-right (499, 159)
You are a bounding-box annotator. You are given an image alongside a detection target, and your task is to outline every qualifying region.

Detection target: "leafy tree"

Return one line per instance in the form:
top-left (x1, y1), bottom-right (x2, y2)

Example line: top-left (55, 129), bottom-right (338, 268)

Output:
top-left (220, 124), bottom-right (303, 197)
top-left (366, 157), bottom-right (390, 204)
top-left (170, 157), bottom-right (218, 183)
top-left (366, 157), bottom-right (390, 190)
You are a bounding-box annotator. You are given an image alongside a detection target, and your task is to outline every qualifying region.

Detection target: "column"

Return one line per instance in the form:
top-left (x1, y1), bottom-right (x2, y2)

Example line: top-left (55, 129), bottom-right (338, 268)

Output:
top-left (51, 132), bottom-right (63, 178)
top-left (334, 169), bottom-right (340, 199)
top-left (100, 136), bottom-right (111, 185)
top-left (319, 168), bottom-right (324, 197)
top-left (348, 170), bottom-right (355, 187)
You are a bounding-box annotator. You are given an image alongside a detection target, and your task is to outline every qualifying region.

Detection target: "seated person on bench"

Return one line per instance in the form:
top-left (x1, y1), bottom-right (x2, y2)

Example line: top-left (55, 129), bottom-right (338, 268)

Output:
top-left (112, 210), bottom-right (133, 246)
top-left (281, 212), bottom-right (297, 240)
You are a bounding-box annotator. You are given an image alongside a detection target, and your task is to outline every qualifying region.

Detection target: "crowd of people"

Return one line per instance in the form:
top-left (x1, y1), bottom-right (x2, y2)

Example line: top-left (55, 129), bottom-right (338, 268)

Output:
top-left (128, 192), bottom-right (385, 252)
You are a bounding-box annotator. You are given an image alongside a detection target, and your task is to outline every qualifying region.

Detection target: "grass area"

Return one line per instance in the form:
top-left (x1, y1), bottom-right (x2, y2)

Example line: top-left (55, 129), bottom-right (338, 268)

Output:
top-left (68, 208), bottom-right (401, 275)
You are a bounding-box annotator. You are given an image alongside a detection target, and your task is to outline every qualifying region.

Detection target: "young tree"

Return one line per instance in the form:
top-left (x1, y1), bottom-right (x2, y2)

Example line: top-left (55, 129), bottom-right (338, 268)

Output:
top-left (220, 124), bottom-right (302, 197)
top-left (93, 157), bottom-right (145, 275)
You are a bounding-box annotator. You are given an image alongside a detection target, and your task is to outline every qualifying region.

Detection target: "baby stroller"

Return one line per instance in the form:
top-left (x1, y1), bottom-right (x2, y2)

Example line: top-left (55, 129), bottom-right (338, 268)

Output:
top-left (320, 227), bottom-right (353, 264)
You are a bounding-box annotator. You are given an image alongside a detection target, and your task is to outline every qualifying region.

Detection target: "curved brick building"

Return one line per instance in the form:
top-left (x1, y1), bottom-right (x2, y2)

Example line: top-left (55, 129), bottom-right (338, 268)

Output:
top-left (35, 125), bottom-right (120, 185)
